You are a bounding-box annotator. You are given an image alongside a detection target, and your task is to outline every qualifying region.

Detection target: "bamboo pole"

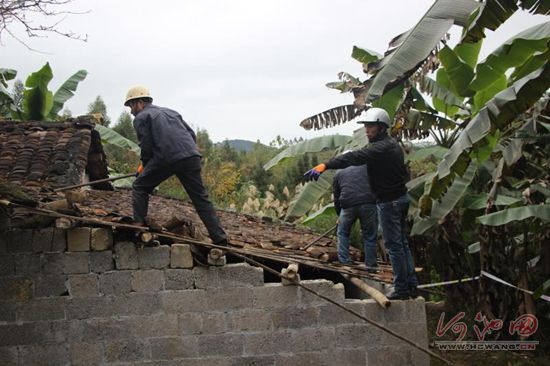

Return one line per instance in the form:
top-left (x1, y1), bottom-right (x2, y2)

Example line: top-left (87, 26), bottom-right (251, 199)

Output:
top-left (53, 173), bottom-right (136, 192)
top-left (342, 274), bottom-right (391, 309)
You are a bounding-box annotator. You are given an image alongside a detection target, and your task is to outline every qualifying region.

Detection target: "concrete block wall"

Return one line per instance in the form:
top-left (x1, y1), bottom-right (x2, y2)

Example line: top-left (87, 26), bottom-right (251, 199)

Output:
top-left (0, 227), bottom-right (429, 366)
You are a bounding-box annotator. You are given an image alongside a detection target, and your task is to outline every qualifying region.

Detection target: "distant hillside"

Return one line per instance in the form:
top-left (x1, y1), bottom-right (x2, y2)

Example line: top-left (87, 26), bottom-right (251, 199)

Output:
top-left (216, 139), bottom-right (270, 152)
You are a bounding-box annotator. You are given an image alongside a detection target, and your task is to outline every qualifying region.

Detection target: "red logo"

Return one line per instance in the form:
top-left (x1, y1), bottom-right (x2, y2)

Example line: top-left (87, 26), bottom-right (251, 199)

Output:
top-left (509, 314), bottom-right (538, 337)
top-left (436, 312), bottom-right (467, 341)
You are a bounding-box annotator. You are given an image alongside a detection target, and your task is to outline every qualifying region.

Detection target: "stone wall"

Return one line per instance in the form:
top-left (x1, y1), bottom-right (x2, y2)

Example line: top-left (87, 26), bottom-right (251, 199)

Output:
top-left (0, 227), bottom-right (429, 365)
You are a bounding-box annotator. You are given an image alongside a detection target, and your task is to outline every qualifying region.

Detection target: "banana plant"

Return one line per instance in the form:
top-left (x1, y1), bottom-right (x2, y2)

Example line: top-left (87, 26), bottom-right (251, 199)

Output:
top-left (5, 62), bottom-right (87, 121)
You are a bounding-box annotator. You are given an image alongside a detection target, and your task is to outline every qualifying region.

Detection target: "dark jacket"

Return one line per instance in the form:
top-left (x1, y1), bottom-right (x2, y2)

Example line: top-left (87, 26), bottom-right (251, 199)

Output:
top-left (133, 104), bottom-right (200, 167)
top-left (325, 133), bottom-right (408, 202)
top-left (333, 165), bottom-right (376, 215)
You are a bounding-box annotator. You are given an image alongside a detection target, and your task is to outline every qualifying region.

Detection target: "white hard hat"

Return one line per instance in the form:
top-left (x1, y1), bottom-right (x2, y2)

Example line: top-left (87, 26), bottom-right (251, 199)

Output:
top-left (356, 107), bottom-right (391, 128)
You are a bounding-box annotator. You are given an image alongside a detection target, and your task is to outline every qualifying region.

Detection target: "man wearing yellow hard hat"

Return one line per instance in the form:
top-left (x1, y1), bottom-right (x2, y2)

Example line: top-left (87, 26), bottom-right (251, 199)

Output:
top-left (124, 85), bottom-right (228, 249)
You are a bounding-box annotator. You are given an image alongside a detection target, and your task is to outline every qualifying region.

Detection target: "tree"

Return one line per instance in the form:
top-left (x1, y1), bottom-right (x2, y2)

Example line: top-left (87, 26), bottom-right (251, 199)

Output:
top-left (196, 128), bottom-right (213, 157)
top-left (87, 95), bottom-right (111, 127)
top-left (0, 0), bottom-right (87, 49)
top-left (61, 108), bottom-right (72, 119)
top-left (112, 111), bottom-right (137, 143)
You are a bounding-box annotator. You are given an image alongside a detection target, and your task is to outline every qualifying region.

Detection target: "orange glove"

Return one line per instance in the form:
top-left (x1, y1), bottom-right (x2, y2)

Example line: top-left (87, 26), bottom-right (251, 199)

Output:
top-left (136, 164), bottom-right (144, 176)
top-left (303, 163), bottom-right (326, 181)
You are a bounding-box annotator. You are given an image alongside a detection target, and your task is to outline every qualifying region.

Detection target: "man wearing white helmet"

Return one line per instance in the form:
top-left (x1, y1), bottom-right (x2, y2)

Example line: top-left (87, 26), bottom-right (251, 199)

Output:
top-left (124, 85), bottom-right (228, 248)
top-left (304, 107), bottom-right (417, 300)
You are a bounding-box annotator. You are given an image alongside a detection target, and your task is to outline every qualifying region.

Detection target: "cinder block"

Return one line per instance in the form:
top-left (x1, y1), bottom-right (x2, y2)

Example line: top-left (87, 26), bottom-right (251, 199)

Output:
top-left (193, 266), bottom-right (222, 288)
top-left (197, 334), bottom-right (244, 357)
top-left (164, 269), bottom-right (194, 290)
top-left (203, 287), bottom-right (254, 311)
top-left (178, 312), bottom-right (203, 335)
top-left (14, 253), bottom-right (40, 275)
top-left (67, 227), bottom-right (91, 252)
top-left (253, 283), bottom-right (300, 309)
top-left (291, 327), bottom-right (336, 353)
top-left (0, 255), bottom-right (15, 276)
top-left (68, 318), bottom-right (133, 342)
top-left (408, 348), bottom-right (430, 366)
top-left (335, 323), bottom-right (384, 348)
top-left (0, 301), bottom-right (16, 322)
top-left (123, 292), bottom-right (161, 317)
top-left (131, 314), bottom-right (179, 337)
top-left (405, 297), bottom-right (427, 323)
top-left (104, 339), bottom-right (150, 363)
top-left (161, 290), bottom-right (207, 313)
top-left (320, 348), bottom-right (367, 366)
top-left (318, 300), bottom-right (370, 325)
top-left (226, 309), bottom-right (273, 332)
top-left (90, 228), bottom-right (113, 251)
top-left (0, 276), bottom-right (33, 302)
top-left (41, 252), bottom-right (64, 274)
top-left (18, 344), bottom-right (69, 366)
top-left (219, 263), bottom-right (264, 287)
top-left (51, 228), bottom-right (66, 252)
top-left (170, 244), bottom-right (193, 268)
top-left (0, 346), bottom-right (17, 366)
top-left (367, 346), bottom-right (409, 366)
top-left (244, 330), bottom-right (295, 355)
top-left (200, 312), bottom-right (226, 334)
top-left (70, 342), bottom-right (104, 366)
top-left (384, 299), bottom-right (407, 323)
top-left (149, 336), bottom-right (198, 360)
top-left (99, 270), bottom-right (132, 295)
top-left (33, 274), bottom-right (67, 297)
top-left (65, 296), bottom-right (114, 320)
top-left (132, 269), bottom-right (163, 292)
top-left (16, 297), bottom-right (65, 322)
top-left (6, 229), bottom-right (33, 253)
top-left (275, 352), bottom-right (323, 366)
top-left (63, 252), bottom-right (89, 274)
top-left (114, 242), bottom-right (138, 270)
top-left (68, 274), bottom-right (99, 297)
top-left (138, 245), bottom-right (170, 269)
top-left (272, 306), bottom-right (319, 330)
top-left (32, 228), bottom-right (55, 252)
top-left (0, 323), bottom-right (39, 346)
top-left (299, 279), bottom-right (345, 305)
top-left (89, 251), bottom-right (114, 273)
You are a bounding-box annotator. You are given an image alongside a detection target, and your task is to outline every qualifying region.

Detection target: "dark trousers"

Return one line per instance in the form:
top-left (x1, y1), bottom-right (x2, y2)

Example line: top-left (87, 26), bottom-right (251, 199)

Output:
top-left (132, 156), bottom-right (227, 243)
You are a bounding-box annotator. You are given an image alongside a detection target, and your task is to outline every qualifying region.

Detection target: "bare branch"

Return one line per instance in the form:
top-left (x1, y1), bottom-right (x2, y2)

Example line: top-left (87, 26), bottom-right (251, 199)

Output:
top-left (0, 0), bottom-right (88, 48)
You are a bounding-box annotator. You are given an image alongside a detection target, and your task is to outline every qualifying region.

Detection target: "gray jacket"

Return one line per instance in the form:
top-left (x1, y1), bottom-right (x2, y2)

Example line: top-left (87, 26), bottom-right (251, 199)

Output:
top-left (133, 104), bottom-right (200, 167)
top-left (333, 164), bottom-right (376, 215)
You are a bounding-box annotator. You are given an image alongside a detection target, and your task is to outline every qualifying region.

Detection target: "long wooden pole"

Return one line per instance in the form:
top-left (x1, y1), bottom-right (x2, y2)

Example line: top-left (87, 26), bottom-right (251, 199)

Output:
top-left (301, 224), bottom-right (337, 250)
top-left (53, 173), bottom-right (136, 192)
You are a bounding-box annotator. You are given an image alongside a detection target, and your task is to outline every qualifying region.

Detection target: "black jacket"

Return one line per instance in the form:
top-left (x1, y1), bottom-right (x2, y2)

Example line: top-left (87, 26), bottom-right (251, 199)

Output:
top-left (133, 104), bottom-right (200, 167)
top-left (325, 133), bottom-right (408, 202)
top-left (333, 165), bottom-right (376, 215)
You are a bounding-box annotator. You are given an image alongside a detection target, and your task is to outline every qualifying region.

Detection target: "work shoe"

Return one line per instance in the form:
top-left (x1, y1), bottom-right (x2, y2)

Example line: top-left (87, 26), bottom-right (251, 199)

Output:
top-left (385, 289), bottom-right (411, 301)
top-left (409, 287), bottom-right (419, 299)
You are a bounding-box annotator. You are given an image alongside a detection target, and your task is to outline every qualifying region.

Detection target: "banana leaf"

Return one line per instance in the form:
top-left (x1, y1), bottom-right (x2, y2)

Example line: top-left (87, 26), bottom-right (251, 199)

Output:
top-left (438, 45), bottom-right (476, 97)
top-left (285, 172), bottom-right (334, 220)
top-left (437, 63), bottom-right (550, 179)
top-left (470, 21), bottom-right (550, 91)
top-left (300, 104), bottom-right (361, 130)
top-left (22, 63), bottom-right (54, 121)
top-left (477, 204), bottom-right (550, 225)
top-left (351, 46), bottom-right (381, 66)
top-left (48, 69), bottom-right (87, 119)
top-left (95, 124), bottom-right (140, 155)
top-left (411, 160), bottom-right (477, 235)
top-left (301, 203), bottom-right (336, 224)
top-left (462, 0), bottom-right (550, 43)
top-left (533, 278), bottom-right (550, 300)
top-left (263, 135), bottom-right (351, 171)
top-left (406, 146), bottom-right (449, 162)
top-left (463, 193), bottom-right (521, 210)
top-left (356, 0), bottom-right (480, 104)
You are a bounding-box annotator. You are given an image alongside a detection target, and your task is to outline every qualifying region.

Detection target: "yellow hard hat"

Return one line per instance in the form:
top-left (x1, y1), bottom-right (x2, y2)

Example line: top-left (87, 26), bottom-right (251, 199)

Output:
top-left (124, 85), bottom-right (152, 106)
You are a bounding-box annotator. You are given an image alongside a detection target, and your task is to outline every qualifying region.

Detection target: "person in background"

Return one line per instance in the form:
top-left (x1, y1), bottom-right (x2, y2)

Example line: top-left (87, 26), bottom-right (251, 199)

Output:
top-left (333, 159), bottom-right (379, 270)
top-left (304, 107), bottom-right (417, 300)
top-left (124, 85), bottom-right (228, 248)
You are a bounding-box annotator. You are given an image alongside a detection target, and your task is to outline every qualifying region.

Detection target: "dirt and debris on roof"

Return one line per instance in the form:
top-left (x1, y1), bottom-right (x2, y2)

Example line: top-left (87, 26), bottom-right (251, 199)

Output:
top-left (0, 118), bottom-right (393, 284)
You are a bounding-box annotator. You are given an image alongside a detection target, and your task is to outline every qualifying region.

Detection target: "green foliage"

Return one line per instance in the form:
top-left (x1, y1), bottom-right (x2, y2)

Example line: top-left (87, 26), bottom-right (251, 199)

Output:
top-left (112, 111), bottom-right (137, 143)
top-left (1, 63), bottom-right (87, 121)
top-left (87, 95), bottom-right (111, 127)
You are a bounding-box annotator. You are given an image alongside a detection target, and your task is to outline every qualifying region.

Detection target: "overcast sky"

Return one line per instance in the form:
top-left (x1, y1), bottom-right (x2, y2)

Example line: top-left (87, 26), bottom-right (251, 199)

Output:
top-left (2, 0), bottom-right (546, 144)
